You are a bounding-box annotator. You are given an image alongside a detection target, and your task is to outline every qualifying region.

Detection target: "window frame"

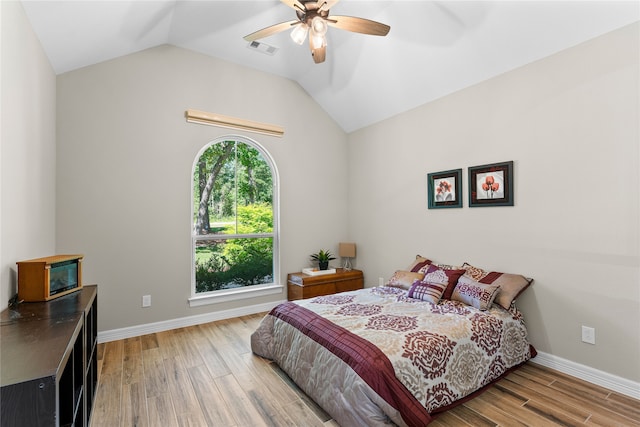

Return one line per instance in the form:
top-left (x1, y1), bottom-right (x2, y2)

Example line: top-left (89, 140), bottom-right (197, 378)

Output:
top-left (188, 135), bottom-right (281, 307)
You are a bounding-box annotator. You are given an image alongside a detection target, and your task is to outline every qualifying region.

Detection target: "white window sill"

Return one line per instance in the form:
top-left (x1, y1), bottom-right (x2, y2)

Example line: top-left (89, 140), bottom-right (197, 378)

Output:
top-left (188, 284), bottom-right (284, 308)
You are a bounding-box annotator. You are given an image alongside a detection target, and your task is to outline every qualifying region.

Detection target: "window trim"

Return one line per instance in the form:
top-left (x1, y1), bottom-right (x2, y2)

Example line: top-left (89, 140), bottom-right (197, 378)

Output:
top-left (190, 135), bottom-right (280, 306)
top-left (188, 283), bottom-right (283, 307)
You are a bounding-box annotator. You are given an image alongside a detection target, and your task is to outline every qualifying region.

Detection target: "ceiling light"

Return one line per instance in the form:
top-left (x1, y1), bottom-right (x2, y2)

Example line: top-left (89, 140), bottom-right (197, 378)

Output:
top-left (290, 24), bottom-right (308, 45)
top-left (243, 1), bottom-right (390, 64)
top-left (311, 16), bottom-right (328, 36)
top-left (311, 33), bottom-right (327, 50)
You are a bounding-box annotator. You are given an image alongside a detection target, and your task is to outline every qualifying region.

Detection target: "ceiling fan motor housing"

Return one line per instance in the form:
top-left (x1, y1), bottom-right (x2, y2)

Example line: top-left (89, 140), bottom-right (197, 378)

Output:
top-left (296, 1), bottom-right (330, 26)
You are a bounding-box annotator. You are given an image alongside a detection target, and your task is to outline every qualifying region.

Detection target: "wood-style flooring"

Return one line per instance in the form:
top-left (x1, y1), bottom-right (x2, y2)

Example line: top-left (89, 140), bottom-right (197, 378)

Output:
top-left (91, 313), bottom-right (640, 427)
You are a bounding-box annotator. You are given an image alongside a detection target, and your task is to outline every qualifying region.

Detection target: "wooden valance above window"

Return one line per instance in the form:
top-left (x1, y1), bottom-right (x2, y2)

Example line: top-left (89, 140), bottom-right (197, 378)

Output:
top-left (185, 109), bottom-right (284, 137)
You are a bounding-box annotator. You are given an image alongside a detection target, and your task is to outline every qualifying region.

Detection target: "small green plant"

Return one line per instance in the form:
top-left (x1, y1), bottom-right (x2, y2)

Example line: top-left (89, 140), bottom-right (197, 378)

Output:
top-left (310, 249), bottom-right (336, 263)
top-left (310, 249), bottom-right (336, 270)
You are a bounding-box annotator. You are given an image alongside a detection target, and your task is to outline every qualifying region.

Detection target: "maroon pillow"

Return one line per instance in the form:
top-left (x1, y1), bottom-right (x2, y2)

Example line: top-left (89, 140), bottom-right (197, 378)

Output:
top-left (422, 264), bottom-right (466, 300)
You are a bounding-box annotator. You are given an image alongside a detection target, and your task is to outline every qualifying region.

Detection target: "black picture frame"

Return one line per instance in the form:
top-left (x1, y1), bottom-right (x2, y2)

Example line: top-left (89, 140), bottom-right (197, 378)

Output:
top-left (427, 169), bottom-right (463, 209)
top-left (468, 161), bottom-right (514, 207)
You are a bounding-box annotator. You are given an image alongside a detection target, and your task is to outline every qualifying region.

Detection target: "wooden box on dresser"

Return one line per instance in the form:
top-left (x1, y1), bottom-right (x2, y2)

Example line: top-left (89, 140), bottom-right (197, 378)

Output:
top-left (1, 285), bottom-right (98, 427)
top-left (287, 268), bottom-right (364, 300)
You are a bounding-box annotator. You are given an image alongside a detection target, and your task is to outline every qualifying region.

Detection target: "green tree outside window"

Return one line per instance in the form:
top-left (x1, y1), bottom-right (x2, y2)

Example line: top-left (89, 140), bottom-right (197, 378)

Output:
top-left (192, 140), bottom-right (275, 293)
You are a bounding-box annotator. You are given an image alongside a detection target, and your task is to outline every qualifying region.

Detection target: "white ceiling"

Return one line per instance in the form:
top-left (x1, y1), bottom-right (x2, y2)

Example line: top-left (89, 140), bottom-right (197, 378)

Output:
top-left (20, 1), bottom-right (640, 133)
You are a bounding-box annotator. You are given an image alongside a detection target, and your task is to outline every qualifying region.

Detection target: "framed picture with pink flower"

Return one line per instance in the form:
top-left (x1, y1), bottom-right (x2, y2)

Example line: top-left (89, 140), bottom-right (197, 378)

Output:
top-left (427, 168), bottom-right (462, 209)
top-left (468, 161), bottom-right (514, 207)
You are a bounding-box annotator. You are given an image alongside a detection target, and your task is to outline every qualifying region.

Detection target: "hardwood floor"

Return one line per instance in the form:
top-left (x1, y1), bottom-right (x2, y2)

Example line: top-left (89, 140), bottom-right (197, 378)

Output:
top-left (91, 313), bottom-right (640, 427)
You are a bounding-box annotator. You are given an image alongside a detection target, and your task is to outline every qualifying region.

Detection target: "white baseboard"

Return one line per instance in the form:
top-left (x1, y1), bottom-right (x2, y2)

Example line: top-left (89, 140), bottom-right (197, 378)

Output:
top-left (97, 300), bottom-right (285, 344)
top-left (530, 351), bottom-right (640, 399)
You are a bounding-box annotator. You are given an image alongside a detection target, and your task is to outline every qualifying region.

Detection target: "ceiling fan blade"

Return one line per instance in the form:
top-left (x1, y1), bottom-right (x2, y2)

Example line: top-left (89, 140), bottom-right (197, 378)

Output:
top-left (311, 46), bottom-right (327, 63)
top-left (317, 0), bottom-right (340, 13)
top-left (244, 20), bottom-right (300, 42)
top-left (280, 0), bottom-right (306, 12)
top-left (327, 16), bottom-right (390, 36)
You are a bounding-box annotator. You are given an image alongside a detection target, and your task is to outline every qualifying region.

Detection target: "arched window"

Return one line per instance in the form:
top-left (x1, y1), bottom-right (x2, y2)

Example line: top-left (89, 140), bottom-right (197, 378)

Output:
top-left (189, 136), bottom-right (280, 306)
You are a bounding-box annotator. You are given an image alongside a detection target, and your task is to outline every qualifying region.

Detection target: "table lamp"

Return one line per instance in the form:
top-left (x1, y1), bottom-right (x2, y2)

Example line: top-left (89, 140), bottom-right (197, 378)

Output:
top-left (339, 243), bottom-right (356, 271)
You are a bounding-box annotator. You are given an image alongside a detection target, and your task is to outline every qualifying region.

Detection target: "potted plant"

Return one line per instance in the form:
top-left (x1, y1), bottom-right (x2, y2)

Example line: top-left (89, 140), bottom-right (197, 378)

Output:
top-left (310, 249), bottom-right (336, 271)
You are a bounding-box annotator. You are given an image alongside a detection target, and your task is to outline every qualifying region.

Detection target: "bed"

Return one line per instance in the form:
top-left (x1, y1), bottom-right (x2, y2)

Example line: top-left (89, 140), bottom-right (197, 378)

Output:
top-left (251, 258), bottom-right (535, 426)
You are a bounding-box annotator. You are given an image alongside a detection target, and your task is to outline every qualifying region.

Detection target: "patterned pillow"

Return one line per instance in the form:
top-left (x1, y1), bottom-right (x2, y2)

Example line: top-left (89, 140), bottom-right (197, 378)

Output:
top-left (461, 263), bottom-right (488, 281)
top-left (407, 280), bottom-right (447, 304)
top-left (406, 255), bottom-right (432, 273)
top-left (452, 276), bottom-right (501, 310)
top-left (417, 262), bottom-right (460, 274)
top-left (462, 262), bottom-right (533, 309)
top-left (422, 264), bottom-right (466, 300)
top-left (387, 270), bottom-right (425, 290)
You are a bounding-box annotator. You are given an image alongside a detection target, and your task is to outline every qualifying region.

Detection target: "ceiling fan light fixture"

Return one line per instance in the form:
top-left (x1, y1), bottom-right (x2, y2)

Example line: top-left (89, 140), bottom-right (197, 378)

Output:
top-left (311, 33), bottom-right (327, 49)
top-left (290, 24), bottom-right (308, 45)
top-left (311, 16), bottom-right (328, 36)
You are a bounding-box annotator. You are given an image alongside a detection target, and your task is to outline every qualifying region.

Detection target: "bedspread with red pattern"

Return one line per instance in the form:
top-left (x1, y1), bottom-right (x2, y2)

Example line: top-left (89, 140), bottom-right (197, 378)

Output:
top-left (251, 286), bottom-right (535, 427)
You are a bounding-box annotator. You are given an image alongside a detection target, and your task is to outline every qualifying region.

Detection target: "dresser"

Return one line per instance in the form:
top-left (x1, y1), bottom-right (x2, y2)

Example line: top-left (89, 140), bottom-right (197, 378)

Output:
top-left (287, 268), bottom-right (364, 300)
top-left (1, 285), bottom-right (98, 427)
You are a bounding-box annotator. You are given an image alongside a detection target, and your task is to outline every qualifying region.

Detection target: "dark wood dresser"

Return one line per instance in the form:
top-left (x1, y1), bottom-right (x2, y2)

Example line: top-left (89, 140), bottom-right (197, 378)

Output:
top-left (1, 285), bottom-right (98, 427)
top-left (287, 268), bottom-right (364, 300)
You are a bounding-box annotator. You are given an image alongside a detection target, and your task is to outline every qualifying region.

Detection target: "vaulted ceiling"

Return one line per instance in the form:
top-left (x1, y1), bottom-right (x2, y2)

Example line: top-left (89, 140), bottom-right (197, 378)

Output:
top-left (20, 1), bottom-right (639, 132)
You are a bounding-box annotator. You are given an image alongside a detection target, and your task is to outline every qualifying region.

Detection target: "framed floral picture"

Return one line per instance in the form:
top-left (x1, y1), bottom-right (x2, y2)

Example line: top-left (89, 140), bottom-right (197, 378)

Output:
top-left (468, 161), bottom-right (514, 207)
top-left (427, 169), bottom-right (462, 209)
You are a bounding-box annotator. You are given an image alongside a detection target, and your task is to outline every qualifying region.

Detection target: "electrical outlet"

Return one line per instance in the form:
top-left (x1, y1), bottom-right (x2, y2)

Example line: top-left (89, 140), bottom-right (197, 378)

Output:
top-left (581, 325), bottom-right (595, 344)
top-left (378, 277), bottom-right (384, 287)
top-left (142, 295), bottom-right (151, 308)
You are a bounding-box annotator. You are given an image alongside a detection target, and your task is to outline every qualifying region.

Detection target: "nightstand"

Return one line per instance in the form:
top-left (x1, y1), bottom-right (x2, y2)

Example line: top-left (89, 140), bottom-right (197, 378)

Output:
top-left (287, 268), bottom-right (364, 301)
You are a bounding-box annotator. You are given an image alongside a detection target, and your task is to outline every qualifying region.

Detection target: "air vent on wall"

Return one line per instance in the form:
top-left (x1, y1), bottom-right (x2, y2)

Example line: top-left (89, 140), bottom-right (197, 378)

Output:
top-left (247, 40), bottom-right (278, 56)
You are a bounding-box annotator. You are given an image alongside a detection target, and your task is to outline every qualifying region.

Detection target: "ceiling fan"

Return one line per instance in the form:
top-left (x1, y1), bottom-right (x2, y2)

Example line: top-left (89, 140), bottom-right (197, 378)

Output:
top-left (243, 0), bottom-right (390, 64)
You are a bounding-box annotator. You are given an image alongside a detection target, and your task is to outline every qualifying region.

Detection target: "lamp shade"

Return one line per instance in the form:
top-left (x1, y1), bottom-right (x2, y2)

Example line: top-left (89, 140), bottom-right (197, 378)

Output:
top-left (339, 243), bottom-right (356, 258)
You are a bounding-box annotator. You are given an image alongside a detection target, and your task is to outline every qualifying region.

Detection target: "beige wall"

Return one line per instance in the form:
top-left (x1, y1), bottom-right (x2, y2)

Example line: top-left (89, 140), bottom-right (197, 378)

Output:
top-left (0, 1), bottom-right (57, 310)
top-left (348, 23), bottom-right (640, 382)
top-left (3, 0), bottom-right (638, 385)
top-left (55, 45), bottom-right (349, 331)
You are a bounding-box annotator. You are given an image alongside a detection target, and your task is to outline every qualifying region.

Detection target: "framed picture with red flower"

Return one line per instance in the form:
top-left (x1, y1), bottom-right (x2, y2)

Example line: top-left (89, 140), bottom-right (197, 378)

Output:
top-left (468, 161), bottom-right (514, 207)
top-left (427, 168), bottom-right (462, 209)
